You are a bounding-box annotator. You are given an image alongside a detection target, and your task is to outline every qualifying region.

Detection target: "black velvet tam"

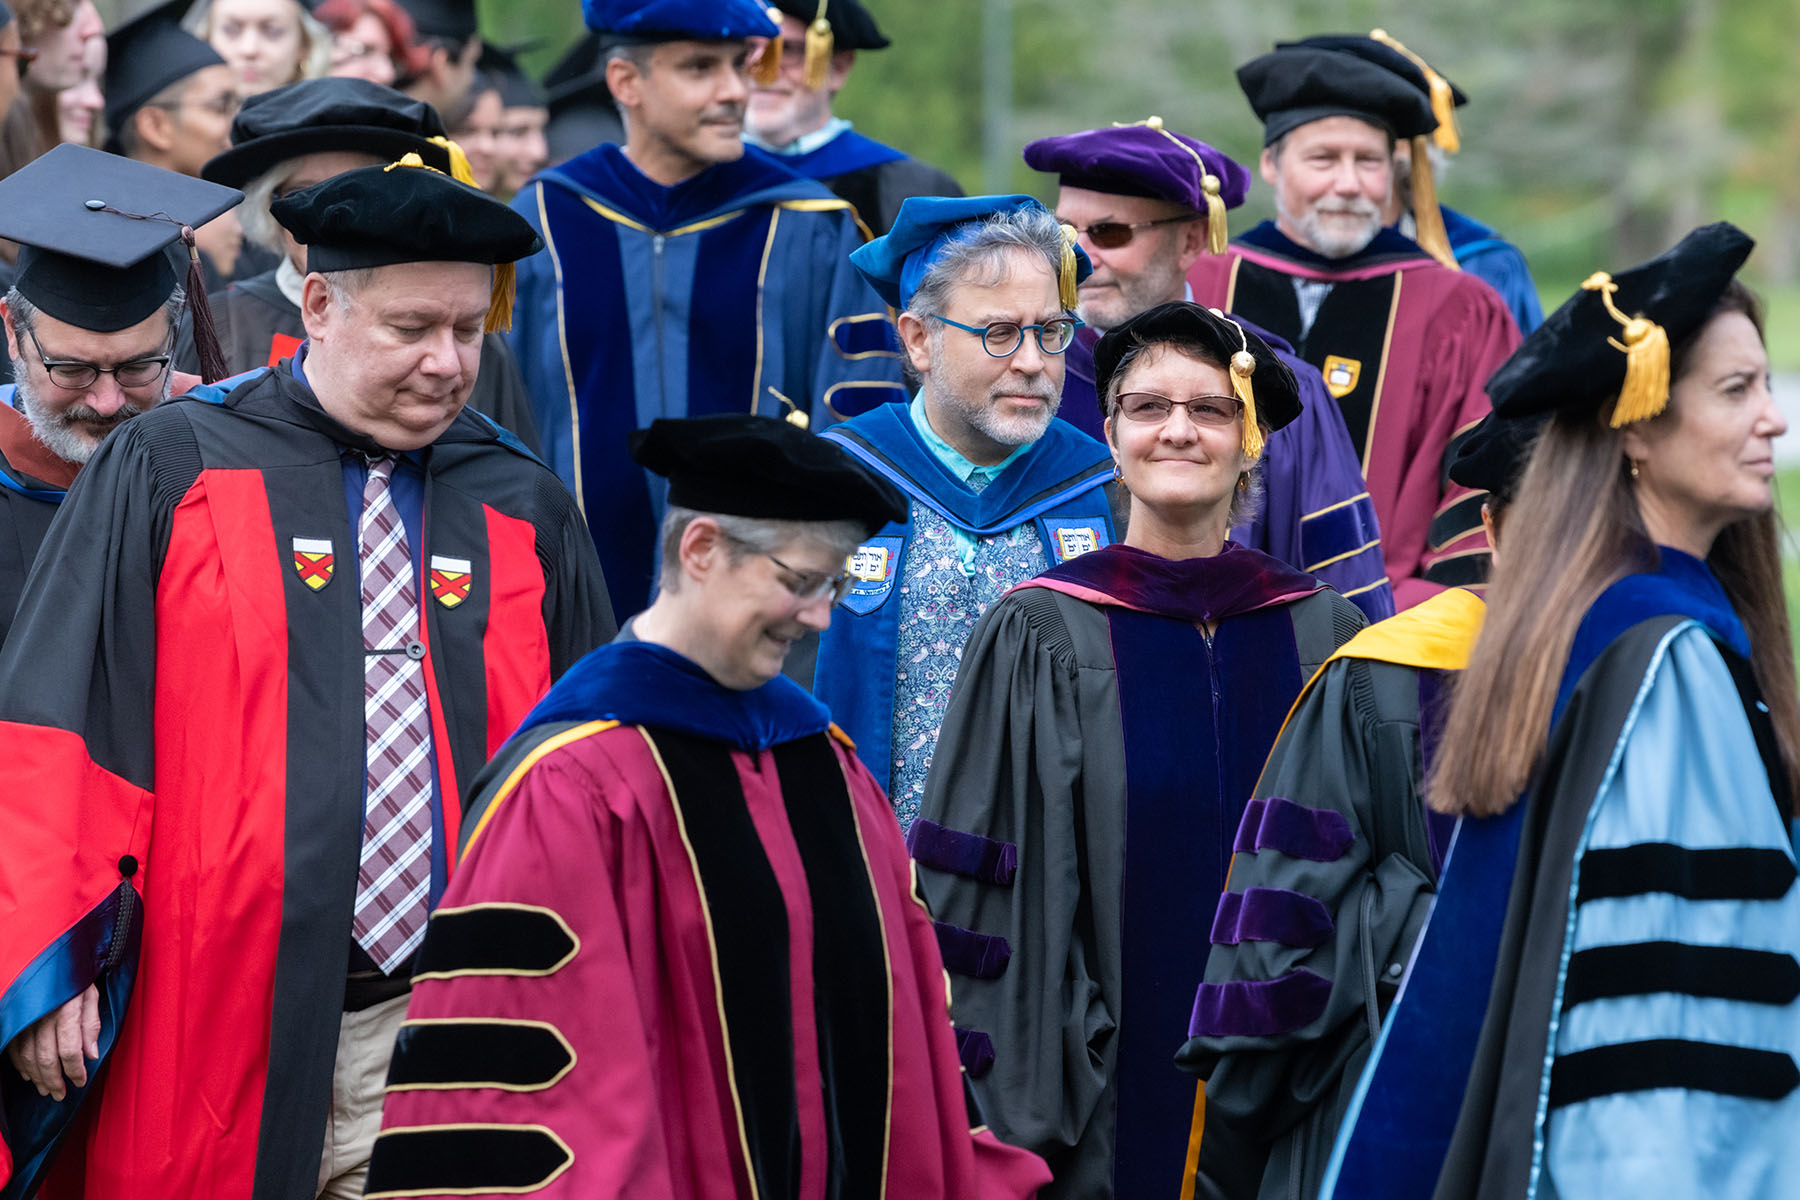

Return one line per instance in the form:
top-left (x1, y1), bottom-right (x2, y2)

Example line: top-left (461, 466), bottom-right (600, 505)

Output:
top-left (0, 144), bottom-right (242, 332)
top-left (1485, 222), bottom-right (1754, 420)
top-left (630, 414), bottom-right (908, 537)
top-left (769, 0), bottom-right (890, 50)
top-left (1237, 44), bottom-right (1438, 145)
top-left (1279, 34), bottom-right (1467, 109)
top-left (1092, 301), bottom-right (1302, 431)
top-left (103, 0), bottom-right (227, 144)
top-left (271, 160), bottom-right (544, 270)
top-left (1448, 411), bottom-right (1545, 505)
top-left (203, 78), bottom-right (451, 188)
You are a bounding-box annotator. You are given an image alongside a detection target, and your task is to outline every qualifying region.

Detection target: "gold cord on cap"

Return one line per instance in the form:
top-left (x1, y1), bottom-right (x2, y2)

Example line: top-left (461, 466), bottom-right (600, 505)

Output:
top-left (751, 6), bottom-right (782, 86)
top-left (1210, 307), bottom-right (1264, 460)
top-left (1581, 271), bottom-right (1671, 427)
top-left (1114, 115), bottom-right (1228, 253)
top-left (802, 0), bottom-right (833, 90)
top-left (767, 386), bottom-right (810, 428)
top-left (1057, 223), bottom-right (1080, 311)
top-left (1370, 29), bottom-right (1460, 154)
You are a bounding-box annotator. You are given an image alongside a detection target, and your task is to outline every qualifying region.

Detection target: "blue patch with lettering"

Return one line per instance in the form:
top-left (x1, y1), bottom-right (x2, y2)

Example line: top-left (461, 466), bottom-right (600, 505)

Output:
top-left (1044, 519), bottom-right (1106, 563)
top-left (840, 536), bottom-right (905, 616)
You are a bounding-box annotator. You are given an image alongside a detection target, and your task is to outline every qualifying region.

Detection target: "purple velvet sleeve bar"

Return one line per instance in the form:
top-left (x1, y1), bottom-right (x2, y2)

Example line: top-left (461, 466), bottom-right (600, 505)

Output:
top-left (907, 819), bottom-right (1019, 887)
top-left (1189, 970), bottom-right (1333, 1038)
top-left (932, 921), bottom-right (1013, 980)
top-left (953, 1027), bottom-right (996, 1078)
top-left (1210, 887), bottom-right (1335, 949)
top-left (1233, 796), bottom-right (1355, 862)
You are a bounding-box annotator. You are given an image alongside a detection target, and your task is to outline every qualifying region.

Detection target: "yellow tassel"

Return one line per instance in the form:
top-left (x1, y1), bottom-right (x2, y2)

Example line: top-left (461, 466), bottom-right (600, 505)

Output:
top-left (426, 136), bottom-right (479, 187)
top-left (1370, 29), bottom-right (1461, 154)
top-left (767, 386), bottom-right (810, 428)
top-left (802, 0), bottom-right (833, 92)
top-left (1231, 350), bottom-right (1264, 461)
top-left (1201, 173), bottom-right (1228, 255)
top-left (383, 151), bottom-right (436, 174)
top-left (1057, 223), bottom-right (1080, 311)
top-left (751, 10), bottom-right (782, 87)
top-left (1581, 272), bottom-right (1671, 426)
top-left (485, 262), bottom-right (516, 334)
top-left (1406, 136), bottom-right (1458, 270)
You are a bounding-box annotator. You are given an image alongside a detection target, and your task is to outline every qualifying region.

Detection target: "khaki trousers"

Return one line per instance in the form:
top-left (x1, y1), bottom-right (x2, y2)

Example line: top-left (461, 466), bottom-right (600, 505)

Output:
top-left (315, 991), bottom-right (410, 1200)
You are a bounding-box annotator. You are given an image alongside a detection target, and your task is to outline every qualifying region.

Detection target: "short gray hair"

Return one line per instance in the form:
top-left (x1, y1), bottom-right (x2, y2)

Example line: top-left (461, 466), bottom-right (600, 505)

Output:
top-left (5, 284), bottom-right (186, 341)
top-left (318, 268), bottom-right (384, 314)
top-left (657, 505), bottom-right (866, 595)
top-left (903, 205), bottom-right (1070, 321)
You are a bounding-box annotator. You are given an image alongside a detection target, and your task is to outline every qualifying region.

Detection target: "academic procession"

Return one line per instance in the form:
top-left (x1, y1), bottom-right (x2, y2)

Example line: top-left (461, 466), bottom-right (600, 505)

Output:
top-left (0, 0), bottom-right (1791, 1197)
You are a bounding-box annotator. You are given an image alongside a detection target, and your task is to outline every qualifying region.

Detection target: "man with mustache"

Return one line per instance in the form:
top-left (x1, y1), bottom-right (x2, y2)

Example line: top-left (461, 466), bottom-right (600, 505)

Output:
top-left (507, 0), bottom-right (902, 623)
top-left (743, 0), bottom-right (961, 236)
top-left (812, 195), bottom-right (1116, 831)
top-left (0, 147), bottom-right (241, 645)
top-left (1190, 40), bottom-right (1520, 609)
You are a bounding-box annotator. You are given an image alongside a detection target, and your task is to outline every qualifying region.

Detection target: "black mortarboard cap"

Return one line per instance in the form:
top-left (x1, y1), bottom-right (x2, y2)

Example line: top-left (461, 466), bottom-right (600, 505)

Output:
top-left (630, 414), bottom-right (907, 537)
top-left (103, 0), bottom-right (228, 146)
top-left (393, 0), bottom-right (475, 43)
top-left (0, 143), bottom-right (242, 333)
top-left (1486, 223), bottom-right (1754, 426)
top-left (1448, 411), bottom-right (1544, 506)
top-left (1237, 44), bottom-right (1437, 145)
top-left (479, 42), bottom-right (546, 109)
top-left (203, 77), bottom-right (452, 188)
top-left (1093, 301), bottom-right (1302, 461)
top-left (769, 0), bottom-right (887, 50)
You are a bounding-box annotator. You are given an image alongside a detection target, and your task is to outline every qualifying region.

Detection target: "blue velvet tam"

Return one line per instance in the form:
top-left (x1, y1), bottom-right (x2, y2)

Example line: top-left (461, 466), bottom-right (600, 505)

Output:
top-left (1237, 44), bottom-right (1437, 145)
top-left (1023, 122), bottom-right (1249, 213)
top-left (848, 193), bottom-right (1092, 311)
top-left (583, 0), bottom-right (778, 41)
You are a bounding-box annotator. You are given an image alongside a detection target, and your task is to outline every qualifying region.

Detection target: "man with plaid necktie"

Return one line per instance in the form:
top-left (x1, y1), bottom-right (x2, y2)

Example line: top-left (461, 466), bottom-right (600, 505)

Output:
top-left (0, 155), bottom-right (613, 1200)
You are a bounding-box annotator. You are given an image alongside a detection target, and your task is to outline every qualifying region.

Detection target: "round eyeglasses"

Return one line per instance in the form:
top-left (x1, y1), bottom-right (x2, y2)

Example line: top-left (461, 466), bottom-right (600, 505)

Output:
top-left (930, 314), bottom-right (1082, 358)
top-left (1115, 392), bottom-right (1244, 426)
top-left (25, 326), bottom-right (174, 391)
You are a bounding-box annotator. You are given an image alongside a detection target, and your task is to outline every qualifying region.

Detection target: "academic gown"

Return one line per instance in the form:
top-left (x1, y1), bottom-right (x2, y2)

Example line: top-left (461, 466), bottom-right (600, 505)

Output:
top-left (0, 394), bottom-right (73, 647)
top-left (1190, 223), bottom-right (1520, 609)
top-left (1321, 549), bottom-right (1799, 1200)
top-left (510, 143), bottom-right (907, 619)
top-left (771, 127), bottom-right (966, 236)
top-left (1179, 586), bottom-right (1486, 1200)
top-left (0, 363), bottom-right (615, 1200)
top-left (173, 268), bottom-right (544, 455)
top-left (364, 638), bottom-right (1052, 1199)
top-left (1059, 323), bottom-right (1392, 620)
top-left (1443, 206), bottom-right (1542, 335)
top-left (910, 543), bottom-right (1365, 1198)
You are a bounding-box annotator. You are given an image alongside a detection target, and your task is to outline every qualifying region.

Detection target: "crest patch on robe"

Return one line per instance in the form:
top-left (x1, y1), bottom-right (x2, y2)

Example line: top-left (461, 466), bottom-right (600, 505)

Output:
top-left (840, 536), bottom-right (904, 616)
top-left (429, 556), bottom-right (473, 608)
top-left (292, 537), bottom-right (334, 590)
top-left (1322, 355), bottom-right (1361, 399)
top-left (1045, 520), bottom-right (1104, 563)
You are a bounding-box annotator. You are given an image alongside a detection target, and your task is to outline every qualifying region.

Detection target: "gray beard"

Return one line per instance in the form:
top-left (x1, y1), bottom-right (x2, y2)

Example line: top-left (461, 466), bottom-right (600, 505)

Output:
top-left (1282, 197), bottom-right (1383, 260)
top-left (10, 356), bottom-right (163, 465)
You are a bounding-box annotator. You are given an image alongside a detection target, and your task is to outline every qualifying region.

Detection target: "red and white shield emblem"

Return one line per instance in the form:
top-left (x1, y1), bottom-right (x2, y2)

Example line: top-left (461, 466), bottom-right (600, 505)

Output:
top-left (293, 537), bottom-right (334, 591)
top-left (429, 555), bottom-right (473, 609)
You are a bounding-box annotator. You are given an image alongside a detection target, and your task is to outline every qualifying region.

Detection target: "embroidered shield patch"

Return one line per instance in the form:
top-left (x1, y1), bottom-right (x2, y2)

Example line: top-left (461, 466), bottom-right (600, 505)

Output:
top-left (1045, 521), bottom-right (1104, 563)
top-left (293, 537), bottom-right (334, 591)
top-left (840, 536), bottom-right (904, 617)
top-left (1322, 355), bottom-right (1362, 399)
top-left (429, 556), bottom-right (473, 608)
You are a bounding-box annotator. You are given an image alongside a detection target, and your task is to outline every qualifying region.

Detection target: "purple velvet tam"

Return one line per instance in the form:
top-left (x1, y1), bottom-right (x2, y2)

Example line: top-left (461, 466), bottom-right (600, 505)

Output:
top-left (954, 1028), bottom-right (996, 1078)
top-left (1211, 887), bottom-right (1335, 949)
top-left (1234, 796), bottom-right (1355, 863)
top-left (1189, 970), bottom-right (1332, 1038)
top-left (933, 922), bottom-right (1012, 980)
top-left (908, 819), bottom-right (1018, 887)
top-left (1023, 124), bottom-right (1250, 212)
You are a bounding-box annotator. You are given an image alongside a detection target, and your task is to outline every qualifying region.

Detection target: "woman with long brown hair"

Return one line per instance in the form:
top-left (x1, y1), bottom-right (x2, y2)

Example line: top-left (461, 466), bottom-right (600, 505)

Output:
top-left (1320, 222), bottom-right (1800, 1200)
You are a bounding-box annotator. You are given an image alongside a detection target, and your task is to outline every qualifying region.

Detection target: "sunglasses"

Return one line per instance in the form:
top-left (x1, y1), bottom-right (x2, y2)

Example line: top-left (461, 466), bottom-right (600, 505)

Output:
top-left (1070, 214), bottom-right (1194, 250)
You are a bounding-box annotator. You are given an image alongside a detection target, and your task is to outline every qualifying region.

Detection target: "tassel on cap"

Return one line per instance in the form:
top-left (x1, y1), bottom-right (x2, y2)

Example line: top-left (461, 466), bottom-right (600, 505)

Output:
top-left (751, 6), bottom-right (783, 85)
top-left (768, 386), bottom-right (810, 428)
top-left (425, 137), bottom-right (479, 187)
top-left (1212, 307), bottom-right (1264, 460)
top-left (1581, 271), bottom-right (1671, 427)
top-left (182, 225), bottom-right (229, 384)
top-left (1370, 29), bottom-right (1460, 154)
top-left (802, 0), bottom-right (832, 90)
top-left (1057, 223), bottom-right (1080, 311)
top-left (1406, 136), bottom-right (1459, 271)
top-left (1115, 115), bottom-right (1228, 251)
top-left (383, 150), bottom-right (516, 333)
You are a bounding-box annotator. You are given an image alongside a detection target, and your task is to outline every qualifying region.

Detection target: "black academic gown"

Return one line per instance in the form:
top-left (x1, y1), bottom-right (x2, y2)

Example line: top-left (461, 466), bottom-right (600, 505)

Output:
top-left (0, 397), bottom-right (66, 648)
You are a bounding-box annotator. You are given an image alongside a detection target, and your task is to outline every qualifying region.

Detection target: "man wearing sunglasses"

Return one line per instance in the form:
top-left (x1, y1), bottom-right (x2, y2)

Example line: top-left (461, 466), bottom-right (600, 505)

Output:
top-left (812, 194), bottom-right (1117, 832)
top-left (1026, 120), bottom-right (1393, 620)
top-left (1191, 40), bottom-right (1521, 611)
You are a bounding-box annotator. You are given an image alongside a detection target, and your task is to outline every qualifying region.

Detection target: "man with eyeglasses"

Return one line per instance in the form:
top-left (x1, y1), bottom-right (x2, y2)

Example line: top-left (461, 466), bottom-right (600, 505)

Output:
top-left (366, 412), bottom-right (1051, 1199)
top-left (0, 146), bottom-right (240, 645)
top-left (812, 194), bottom-right (1116, 831)
top-left (1026, 119), bottom-right (1393, 619)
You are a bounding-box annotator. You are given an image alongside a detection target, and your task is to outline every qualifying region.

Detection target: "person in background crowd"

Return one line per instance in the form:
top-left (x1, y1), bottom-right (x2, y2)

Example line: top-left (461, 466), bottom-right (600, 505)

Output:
top-left (317, 0), bottom-right (426, 89)
top-left (743, 0), bottom-right (961, 236)
top-left (478, 41), bottom-right (548, 197)
top-left (0, 146), bottom-right (237, 643)
top-left (913, 302), bottom-right (1363, 1198)
top-left (0, 0), bottom-right (26, 153)
top-left (6, 0), bottom-right (102, 166)
top-left (0, 151), bottom-right (612, 1200)
top-left (813, 195), bottom-right (1115, 826)
top-left (1191, 40), bottom-right (1520, 609)
top-left (538, 28), bottom-right (623, 164)
top-left (1179, 407), bottom-right (1538, 1200)
top-left (392, 0), bottom-right (478, 128)
top-left (509, 0), bottom-right (902, 622)
top-left (53, 24), bottom-right (100, 144)
top-left (446, 64), bottom-right (499, 190)
top-left (190, 0), bottom-right (331, 97)
top-left (1027, 119), bottom-right (1393, 618)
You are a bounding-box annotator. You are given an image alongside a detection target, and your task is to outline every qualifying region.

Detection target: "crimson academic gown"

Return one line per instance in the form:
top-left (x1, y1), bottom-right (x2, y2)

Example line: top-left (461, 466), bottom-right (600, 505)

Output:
top-left (0, 364), bottom-right (614, 1200)
top-left (1190, 223), bottom-right (1520, 609)
top-left (365, 637), bottom-right (1051, 1199)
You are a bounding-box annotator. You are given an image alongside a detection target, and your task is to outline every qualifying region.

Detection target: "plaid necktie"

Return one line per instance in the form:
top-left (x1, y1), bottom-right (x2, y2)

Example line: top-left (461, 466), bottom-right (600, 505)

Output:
top-left (351, 456), bottom-right (435, 974)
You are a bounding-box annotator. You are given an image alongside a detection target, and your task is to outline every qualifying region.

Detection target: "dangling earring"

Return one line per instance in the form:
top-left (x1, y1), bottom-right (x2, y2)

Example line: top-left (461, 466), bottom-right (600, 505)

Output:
top-left (1627, 458), bottom-right (1640, 480)
top-left (1113, 461), bottom-right (1123, 482)
top-left (1236, 471), bottom-right (1250, 494)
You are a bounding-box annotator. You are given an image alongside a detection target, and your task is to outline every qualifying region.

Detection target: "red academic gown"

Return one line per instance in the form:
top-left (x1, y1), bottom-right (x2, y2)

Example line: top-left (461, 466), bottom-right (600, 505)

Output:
top-left (0, 364), bottom-right (614, 1200)
top-left (1190, 223), bottom-right (1521, 609)
top-left (365, 639), bottom-right (1051, 1199)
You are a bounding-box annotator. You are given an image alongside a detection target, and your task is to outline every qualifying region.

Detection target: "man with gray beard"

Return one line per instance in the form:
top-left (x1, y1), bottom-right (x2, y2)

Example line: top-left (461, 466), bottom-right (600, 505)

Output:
top-left (1189, 40), bottom-right (1520, 610)
top-left (813, 195), bottom-right (1118, 830)
top-left (0, 146), bottom-right (241, 644)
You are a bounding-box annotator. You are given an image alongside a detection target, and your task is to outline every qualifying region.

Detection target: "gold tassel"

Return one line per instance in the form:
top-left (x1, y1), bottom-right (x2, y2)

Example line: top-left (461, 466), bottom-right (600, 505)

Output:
top-left (1370, 28), bottom-right (1461, 154)
top-left (1213, 309), bottom-right (1264, 460)
top-left (768, 386), bottom-right (810, 428)
top-left (427, 136), bottom-right (479, 187)
top-left (752, 8), bottom-right (783, 86)
top-left (384, 151), bottom-right (436, 174)
top-left (802, 0), bottom-right (833, 91)
top-left (1581, 272), bottom-right (1671, 426)
top-left (1406, 136), bottom-right (1459, 270)
top-left (485, 262), bottom-right (516, 334)
top-left (1058, 223), bottom-right (1080, 311)
top-left (1202, 173), bottom-right (1228, 254)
